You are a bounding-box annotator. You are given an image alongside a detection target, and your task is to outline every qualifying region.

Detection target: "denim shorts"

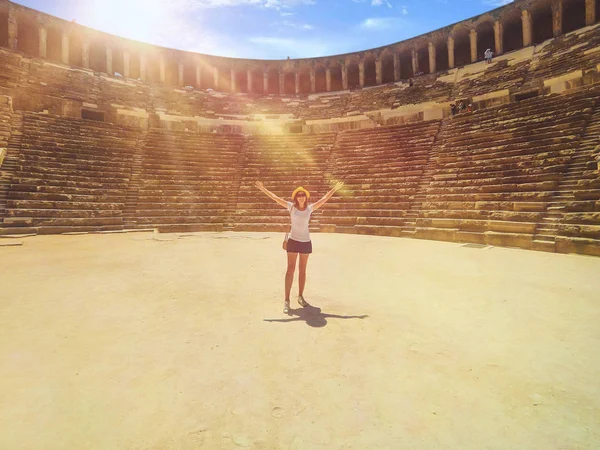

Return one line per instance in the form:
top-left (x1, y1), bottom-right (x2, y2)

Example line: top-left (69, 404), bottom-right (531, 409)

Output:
top-left (286, 239), bottom-right (313, 254)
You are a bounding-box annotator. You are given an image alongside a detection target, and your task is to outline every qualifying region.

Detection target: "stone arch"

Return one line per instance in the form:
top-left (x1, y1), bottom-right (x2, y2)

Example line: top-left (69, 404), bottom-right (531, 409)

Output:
top-left (502, 9), bottom-right (523, 53)
top-left (46, 25), bottom-right (62, 62)
top-left (0, 11), bottom-right (8, 48)
top-left (16, 15), bottom-right (39, 56)
top-left (398, 49), bottom-right (413, 79)
top-left (476, 20), bottom-right (495, 61)
top-left (346, 58), bottom-right (360, 88)
top-left (297, 66), bottom-right (311, 94)
top-left (182, 56), bottom-right (196, 87)
top-left (380, 51), bottom-right (395, 83)
top-left (89, 41), bottom-right (107, 73)
top-left (266, 67), bottom-right (279, 94)
top-left (129, 51), bottom-right (141, 79)
top-left (415, 43), bottom-right (430, 74)
top-left (563, 0), bottom-right (586, 33)
top-left (315, 64), bottom-right (327, 92)
top-left (218, 65), bottom-right (232, 92)
top-left (235, 68), bottom-right (248, 93)
top-left (434, 38), bottom-right (449, 72)
top-left (250, 67), bottom-right (263, 93)
top-left (111, 45), bottom-right (124, 76)
top-left (164, 56), bottom-right (179, 85)
top-left (531, 3), bottom-right (553, 44)
top-left (68, 30), bottom-right (83, 66)
top-left (283, 70), bottom-right (295, 94)
top-left (451, 25), bottom-right (471, 67)
top-left (146, 55), bottom-right (160, 83)
top-left (363, 54), bottom-right (376, 86)
top-left (329, 62), bottom-right (343, 91)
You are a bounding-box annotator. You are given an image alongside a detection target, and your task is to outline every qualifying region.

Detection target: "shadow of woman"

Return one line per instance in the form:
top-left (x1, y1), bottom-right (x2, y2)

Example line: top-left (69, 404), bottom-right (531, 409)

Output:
top-left (263, 306), bottom-right (368, 328)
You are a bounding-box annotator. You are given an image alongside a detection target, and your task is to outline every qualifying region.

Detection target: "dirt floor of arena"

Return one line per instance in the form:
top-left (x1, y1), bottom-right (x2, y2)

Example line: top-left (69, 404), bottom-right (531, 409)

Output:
top-left (1, 231), bottom-right (599, 450)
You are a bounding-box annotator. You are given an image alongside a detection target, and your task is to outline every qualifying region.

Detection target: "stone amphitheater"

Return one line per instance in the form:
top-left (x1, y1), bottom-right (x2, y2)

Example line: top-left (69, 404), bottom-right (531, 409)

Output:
top-left (0, 0), bottom-right (599, 449)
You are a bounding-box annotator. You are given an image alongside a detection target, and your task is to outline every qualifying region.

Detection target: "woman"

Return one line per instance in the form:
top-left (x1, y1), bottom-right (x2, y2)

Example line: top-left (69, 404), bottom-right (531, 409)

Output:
top-left (255, 180), bottom-right (344, 314)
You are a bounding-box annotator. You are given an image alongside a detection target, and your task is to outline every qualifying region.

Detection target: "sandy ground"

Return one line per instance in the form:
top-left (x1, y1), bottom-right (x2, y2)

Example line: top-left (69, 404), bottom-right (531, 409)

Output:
top-left (0, 231), bottom-right (599, 450)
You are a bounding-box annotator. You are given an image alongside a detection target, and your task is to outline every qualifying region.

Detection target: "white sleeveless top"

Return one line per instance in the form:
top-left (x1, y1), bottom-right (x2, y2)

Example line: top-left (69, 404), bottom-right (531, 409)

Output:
top-left (286, 201), bottom-right (313, 243)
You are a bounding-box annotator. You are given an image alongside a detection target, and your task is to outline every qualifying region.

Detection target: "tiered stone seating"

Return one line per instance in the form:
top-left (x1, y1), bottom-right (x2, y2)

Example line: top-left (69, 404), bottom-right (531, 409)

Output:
top-left (318, 120), bottom-right (441, 235)
top-left (1, 113), bottom-right (139, 234)
top-left (546, 87), bottom-right (600, 256)
top-left (528, 22), bottom-right (600, 82)
top-left (453, 59), bottom-right (531, 99)
top-left (0, 96), bottom-right (15, 220)
top-left (0, 48), bottom-right (23, 93)
top-left (98, 76), bottom-right (151, 110)
top-left (415, 90), bottom-right (595, 248)
top-left (232, 133), bottom-right (337, 231)
top-left (24, 59), bottom-right (99, 103)
top-left (390, 76), bottom-right (452, 107)
top-left (125, 129), bottom-right (244, 232)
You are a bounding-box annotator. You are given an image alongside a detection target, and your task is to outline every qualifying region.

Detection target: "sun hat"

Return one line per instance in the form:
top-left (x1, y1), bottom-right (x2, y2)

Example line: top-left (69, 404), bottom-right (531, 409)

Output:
top-left (291, 186), bottom-right (310, 200)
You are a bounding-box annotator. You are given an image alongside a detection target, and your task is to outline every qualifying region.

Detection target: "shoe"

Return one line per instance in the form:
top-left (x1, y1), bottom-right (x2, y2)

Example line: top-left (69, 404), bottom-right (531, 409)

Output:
top-left (283, 301), bottom-right (290, 314)
top-left (297, 295), bottom-right (310, 307)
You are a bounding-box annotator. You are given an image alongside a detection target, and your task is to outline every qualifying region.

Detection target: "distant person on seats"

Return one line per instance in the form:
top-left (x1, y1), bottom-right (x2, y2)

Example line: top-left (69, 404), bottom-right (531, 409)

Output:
top-left (594, 140), bottom-right (600, 172)
top-left (458, 101), bottom-right (466, 113)
top-left (450, 103), bottom-right (457, 116)
top-left (485, 48), bottom-right (493, 64)
top-left (255, 181), bottom-right (345, 315)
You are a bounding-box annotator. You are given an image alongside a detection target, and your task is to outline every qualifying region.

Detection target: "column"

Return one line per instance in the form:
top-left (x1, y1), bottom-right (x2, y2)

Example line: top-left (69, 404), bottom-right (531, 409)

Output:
top-left (61, 33), bottom-right (69, 64)
top-left (123, 51), bottom-right (130, 78)
top-left (279, 71), bottom-right (284, 95)
top-left (375, 58), bottom-right (382, 85)
top-left (341, 62), bottom-right (348, 90)
top-left (106, 48), bottom-right (113, 75)
top-left (448, 36), bottom-right (455, 69)
top-left (411, 49), bottom-right (418, 75)
top-left (494, 21), bottom-right (504, 55)
top-left (196, 61), bottom-right (202, 87)
top-left (470, 29), bottom-right (477, 63)
top-left (140, 54), bottom-right (147, 80)
top-left (552, 0), bottom-right (563, 37)
top-left (39, 27), bottom-right (47, 58)
top-left (231, 68), bottom-right (237, 92)
top-left (159, 55), bottom-right (166, 83)
top-left (7, 8), bottom-right (17, 51)
top-left (428, 42), bottom-right (436, 74)
top-left (179, 62), bottom-right (184, 86)
top-left (263, 71), bottom-right (268, 93)
top-left (393, 52), bottom-right (400, 81)
top-left (310, 68), bottom-right (316, 93)
top-left (586, 0), bottom-right (596, 25)
top-left (247, 69), bottom-right (253, 94)
top-left (522, 9), bottom-right (533, 47)
top-left (326, 67), bottom-right (332, 91)
top-left (359, 61), bottom-right (365, 87)
top-left (213, 67), bottom-right (219, 90)
top-left (295, 71), bottom-right (300, 94)
top-left (82, 42), bottom-right (90, 68)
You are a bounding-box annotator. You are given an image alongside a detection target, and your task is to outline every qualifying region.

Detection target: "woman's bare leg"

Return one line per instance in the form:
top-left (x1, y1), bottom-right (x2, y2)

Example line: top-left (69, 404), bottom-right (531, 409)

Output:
top-left (285, 252), bottom-right (298, 302)
top-left (298, 253), bottom-right (310, 297)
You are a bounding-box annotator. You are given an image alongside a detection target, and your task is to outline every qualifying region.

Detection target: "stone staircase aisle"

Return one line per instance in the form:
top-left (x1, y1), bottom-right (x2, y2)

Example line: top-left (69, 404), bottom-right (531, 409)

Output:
top-left (532, 100), bottom-right (600, 252)
top-left (122, 133), bottom-right (147, 229)
top-left (0, 111), bottom-right (23, 232)
top-left (402, 120), bottom-right (443, 234)
top-left (223, 136), bottom-right (249, 232)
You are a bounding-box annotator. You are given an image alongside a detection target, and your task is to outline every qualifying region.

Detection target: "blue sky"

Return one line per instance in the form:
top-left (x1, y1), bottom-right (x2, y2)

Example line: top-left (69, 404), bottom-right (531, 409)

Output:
top-left (13, 0), bottom-right (512, 60)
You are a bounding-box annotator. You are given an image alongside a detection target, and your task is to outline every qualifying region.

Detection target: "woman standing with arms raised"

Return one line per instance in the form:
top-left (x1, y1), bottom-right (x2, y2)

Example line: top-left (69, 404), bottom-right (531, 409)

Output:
top-left (255, 181), bottom-right (344, 314)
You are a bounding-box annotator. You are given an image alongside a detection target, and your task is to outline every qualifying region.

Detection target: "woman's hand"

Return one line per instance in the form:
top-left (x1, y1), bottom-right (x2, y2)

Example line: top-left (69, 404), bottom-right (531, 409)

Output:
top-left (333, 181), bottom-right (344, 192)
top-left (255, 181), bottom-right (264, 191)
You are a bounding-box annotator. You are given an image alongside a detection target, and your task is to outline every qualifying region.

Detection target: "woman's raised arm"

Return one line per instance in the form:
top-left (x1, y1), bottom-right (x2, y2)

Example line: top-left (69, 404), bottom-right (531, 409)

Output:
top-left (313, 181), bottom-right (344, 211)
top-left (255, 181), bottom-right (289, 208)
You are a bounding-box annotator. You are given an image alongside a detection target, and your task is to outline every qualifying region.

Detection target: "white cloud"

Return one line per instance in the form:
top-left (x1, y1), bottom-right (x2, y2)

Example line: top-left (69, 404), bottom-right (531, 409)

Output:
top-left (483, 0), bottom-right (513, 6)
top-left (359, 17), bottom-right (405, 30)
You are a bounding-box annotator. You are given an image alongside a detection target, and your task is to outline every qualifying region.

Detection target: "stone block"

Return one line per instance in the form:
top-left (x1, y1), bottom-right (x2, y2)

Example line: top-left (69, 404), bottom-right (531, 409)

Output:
top-left (484, 231), bottom-right (532, 250)
top-left (555, 236), bottom-right (600, 257)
